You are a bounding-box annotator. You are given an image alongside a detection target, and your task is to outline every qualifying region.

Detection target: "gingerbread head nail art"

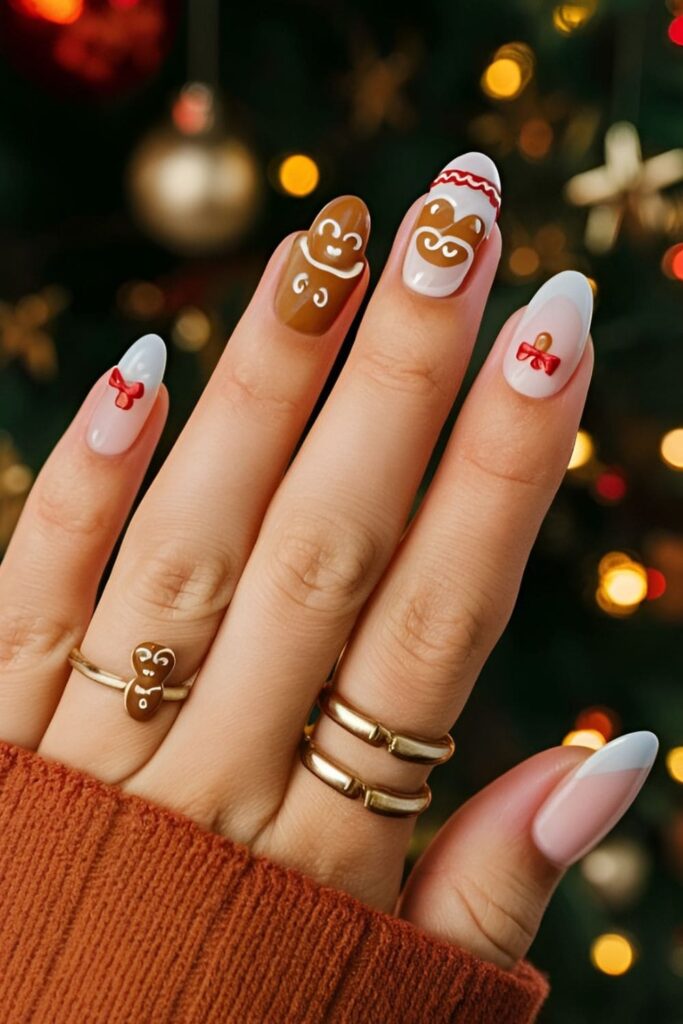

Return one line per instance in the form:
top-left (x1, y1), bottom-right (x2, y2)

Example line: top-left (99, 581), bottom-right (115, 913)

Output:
top-left (124, 642), bottom-right (176, 721)
top-left (403, 152), bottom-right (501, 298)
top-left (275, 196), bottom-right (370, 334)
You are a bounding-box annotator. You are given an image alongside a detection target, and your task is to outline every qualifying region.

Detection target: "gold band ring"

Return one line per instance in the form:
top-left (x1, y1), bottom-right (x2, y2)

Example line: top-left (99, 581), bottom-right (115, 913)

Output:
top-left (319, 685), bottom-right (455, 765)
top-left (68, 643), bottom-right (192, 722)
top-left (300, 735), bottom-right (431, 818)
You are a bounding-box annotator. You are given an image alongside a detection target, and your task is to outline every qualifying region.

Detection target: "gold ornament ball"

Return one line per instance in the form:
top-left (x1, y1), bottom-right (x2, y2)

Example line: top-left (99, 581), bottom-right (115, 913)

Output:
top-left (128, 127), bottom-right (261, 254)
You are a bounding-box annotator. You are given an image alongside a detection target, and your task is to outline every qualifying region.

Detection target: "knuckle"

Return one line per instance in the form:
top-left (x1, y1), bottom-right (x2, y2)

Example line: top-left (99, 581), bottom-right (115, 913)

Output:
top-left (0, 605), bottom-right (80, 672)
top-left (452, 871), bottom-right (537, 968)
top-left (355, 344), bottom-right (451, 403)
top-left (34, 464), bottom-right (109, 538)
top-left (382, 581), bottom-right (492, 680)
top-left (216, 357), bottom-right (299, 422)
top-left (123, 539), bottom-right (236, 622)
top-left (267, 511), bottom-right (379, 616)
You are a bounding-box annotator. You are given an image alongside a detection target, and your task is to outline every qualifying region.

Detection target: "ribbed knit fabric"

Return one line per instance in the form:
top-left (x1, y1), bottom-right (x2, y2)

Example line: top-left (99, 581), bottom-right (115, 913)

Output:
top-left (0, 741), bottom-right (548, 1023)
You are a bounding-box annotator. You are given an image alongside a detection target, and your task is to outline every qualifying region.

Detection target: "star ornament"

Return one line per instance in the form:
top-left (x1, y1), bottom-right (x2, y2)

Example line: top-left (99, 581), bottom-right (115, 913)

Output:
top-left (565, 122), bottom-right (683, 253)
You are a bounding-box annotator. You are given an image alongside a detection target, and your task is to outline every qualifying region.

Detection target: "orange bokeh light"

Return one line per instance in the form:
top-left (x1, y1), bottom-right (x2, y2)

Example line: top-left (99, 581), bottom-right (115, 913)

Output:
top-left (575, 707), bottom-right (618, 742)
top-left (18, 0), bottom-right (83, 23)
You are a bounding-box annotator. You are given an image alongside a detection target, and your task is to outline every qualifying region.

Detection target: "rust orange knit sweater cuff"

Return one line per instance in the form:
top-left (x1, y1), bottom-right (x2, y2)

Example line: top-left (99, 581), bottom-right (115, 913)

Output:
top-left (0, 741), bottom-right (548, 1023)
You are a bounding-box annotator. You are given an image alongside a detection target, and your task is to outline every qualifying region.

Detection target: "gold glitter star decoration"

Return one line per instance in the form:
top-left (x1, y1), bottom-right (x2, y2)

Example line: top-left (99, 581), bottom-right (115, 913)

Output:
top-left (0, 286), bottom-right (69, 380)
top-left (340, 35), bottom-right (422, 137)
top-left (566, 122), bottom-right (683, 253)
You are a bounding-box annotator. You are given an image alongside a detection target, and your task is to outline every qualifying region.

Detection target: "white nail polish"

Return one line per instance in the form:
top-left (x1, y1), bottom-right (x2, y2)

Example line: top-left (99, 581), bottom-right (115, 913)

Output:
top-left (532, 731), bottom-right (658, 867)
top-left (502, 271), bottom-right (593, 399)
top-left (86, 334), bottom-right (166, 456)
top-left (402, 152), bottom-right (501, 298)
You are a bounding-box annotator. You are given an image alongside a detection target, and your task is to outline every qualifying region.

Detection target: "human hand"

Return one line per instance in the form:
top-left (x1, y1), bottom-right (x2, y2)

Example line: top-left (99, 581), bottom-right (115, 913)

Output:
top-left (0, 153), bottom-right (657, 971)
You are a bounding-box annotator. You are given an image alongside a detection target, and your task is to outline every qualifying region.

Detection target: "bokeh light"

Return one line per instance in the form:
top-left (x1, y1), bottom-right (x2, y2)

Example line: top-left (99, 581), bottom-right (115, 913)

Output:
top-left (567, 429), bottom-right (595, 470)
top-left (575, 707), bottom-right (618, 742)
top-left (590, 933), bottom-right (636, 976)
top-left (660, 428), bottom-right (683, 469)
top-left (661, 243), bottom-right (683, 280)
top-left (277, 154), bottom-right (320, 197)
top-left (553, 2), bottom-right (597, 34)
top-left (172, 83), bottom-right (215, 136)
top-left (563, 729), bottom-right (606, 750)
top-left (481, 43), bottom-right (534, 101)
top-left (666, 746), bottom-right (683, 783)
top-left (172, 307), bottom-right (212, 352)
top-left (509, 246), bottom-right (540, 277)
top-left (594, 469), bottom-right (627, 503)
top-left (596, 553), bottom-right (649, 616)
top-left (518, 118), bottom-right (553, 160)
top-left (668, 15), bottom-right (683, 45)
top-left (17, 0), bottom-right (83, 23)
top-left (646, 568), bottom-right (667, 600)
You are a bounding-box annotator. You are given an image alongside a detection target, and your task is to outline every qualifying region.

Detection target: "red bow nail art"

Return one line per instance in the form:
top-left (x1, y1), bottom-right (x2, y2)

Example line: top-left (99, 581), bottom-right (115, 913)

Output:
top-left (108, 367), bottom-right (145, 410)
top-left (515, 342), bottom-right (561, 376)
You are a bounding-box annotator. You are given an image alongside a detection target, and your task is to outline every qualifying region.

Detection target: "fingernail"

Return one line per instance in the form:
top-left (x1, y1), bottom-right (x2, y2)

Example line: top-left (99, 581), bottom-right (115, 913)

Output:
top-left (274, 196), bottom-right (370, 334)
top-left (402, 152), bottom-right (501, 298)
top-left (503, 271), bottom-right (593, 399)
top-left (532, 731), bottom-right (658, 867)
top-left (86, 334), bottom-right (166, 456)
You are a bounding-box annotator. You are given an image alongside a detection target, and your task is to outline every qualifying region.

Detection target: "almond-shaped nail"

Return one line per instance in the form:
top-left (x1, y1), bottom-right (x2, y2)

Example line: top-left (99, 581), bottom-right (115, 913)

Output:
top-left (86, 334), bottom-right (166, 456)
top-left (275, 196), bottom-right (370, 335)
top-left (503, 270), bottom-right (593, 399)
top-left (532, 731), bottom-right (658, 867)
top-left (402, 152), bottom-right (501, 298)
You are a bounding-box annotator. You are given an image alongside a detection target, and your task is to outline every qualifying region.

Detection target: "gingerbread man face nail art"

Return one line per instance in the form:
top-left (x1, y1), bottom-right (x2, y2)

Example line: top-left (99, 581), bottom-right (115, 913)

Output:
top-left (124, 642), bottom-right (176, 721)
top-left (403, 152), bottom-right (501, 298)
top-left (503, 271), bottom-right (593, 399)
top-left (275, 196), bottom-right (370, 334)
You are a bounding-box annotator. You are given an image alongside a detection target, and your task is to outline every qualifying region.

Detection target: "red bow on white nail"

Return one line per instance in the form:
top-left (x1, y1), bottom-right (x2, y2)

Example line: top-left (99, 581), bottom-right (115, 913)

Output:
top-left (108, 367), bottom-right (145, 410)
top-left (515, 343), bottom-right (561, 376)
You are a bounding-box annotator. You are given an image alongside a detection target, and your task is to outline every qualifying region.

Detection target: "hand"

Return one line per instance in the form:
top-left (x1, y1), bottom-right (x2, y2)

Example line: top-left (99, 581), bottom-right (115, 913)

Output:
top-left (0, 155), bottom-right (657, 971)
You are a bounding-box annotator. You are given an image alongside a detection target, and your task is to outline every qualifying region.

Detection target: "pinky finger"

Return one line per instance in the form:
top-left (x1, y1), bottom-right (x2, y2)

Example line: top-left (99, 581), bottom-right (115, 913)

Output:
top-left (399, 732), bottom-right (658, 969)
top-left (0, 334), bottom-right (168, 748)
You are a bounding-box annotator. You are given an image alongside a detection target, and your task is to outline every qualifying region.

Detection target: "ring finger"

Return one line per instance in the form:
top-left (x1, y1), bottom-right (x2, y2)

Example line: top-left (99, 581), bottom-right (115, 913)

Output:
top-left (281, 271), bottom-right (595, 905)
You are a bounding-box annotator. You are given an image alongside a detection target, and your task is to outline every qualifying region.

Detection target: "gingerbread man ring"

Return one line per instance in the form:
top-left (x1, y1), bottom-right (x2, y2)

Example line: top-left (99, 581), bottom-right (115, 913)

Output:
top-left (68, 642), bottom-right (192, 721)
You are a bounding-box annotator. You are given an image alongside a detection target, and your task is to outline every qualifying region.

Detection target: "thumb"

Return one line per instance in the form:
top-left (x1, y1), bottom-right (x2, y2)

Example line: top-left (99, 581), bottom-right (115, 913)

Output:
top-left (399, 732), bottom-right (658, 969)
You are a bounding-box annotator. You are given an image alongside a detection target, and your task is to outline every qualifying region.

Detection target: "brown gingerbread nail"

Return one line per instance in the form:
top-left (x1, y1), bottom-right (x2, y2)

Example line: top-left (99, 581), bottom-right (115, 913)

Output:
top-left (275, 196), bottom-right (370, 334)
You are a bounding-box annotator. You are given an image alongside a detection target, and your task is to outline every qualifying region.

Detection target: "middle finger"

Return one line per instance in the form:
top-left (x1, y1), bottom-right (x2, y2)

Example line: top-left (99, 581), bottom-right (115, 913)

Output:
top-left (140, 154), bottom-right (503, 832)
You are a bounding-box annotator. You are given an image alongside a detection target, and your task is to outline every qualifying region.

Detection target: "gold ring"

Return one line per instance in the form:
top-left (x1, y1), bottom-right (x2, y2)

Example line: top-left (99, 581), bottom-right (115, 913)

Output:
top-left (300, 735), bottom-right (431, 818)
top-left (68, 643), bottom-right (192, 722)
top-left (319, 685), bottom-right (455, 765)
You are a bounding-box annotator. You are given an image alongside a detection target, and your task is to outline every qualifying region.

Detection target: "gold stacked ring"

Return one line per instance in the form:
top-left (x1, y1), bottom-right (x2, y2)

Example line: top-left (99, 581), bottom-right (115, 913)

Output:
top-left (318, 684), bottom-right (455, 765)
top-left (68, 642), bottom-right (192, 722)
top-left (300, 736), bottom-right (431, 818)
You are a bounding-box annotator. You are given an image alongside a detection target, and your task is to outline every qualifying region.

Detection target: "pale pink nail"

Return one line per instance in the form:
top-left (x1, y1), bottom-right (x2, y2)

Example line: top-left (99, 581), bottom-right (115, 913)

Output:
top-left (86, 334), bottom-right (166, 456)
top-left (502, 271), bottom-right (593, 398)
top-left (532, 731), bottom-right (658, 867)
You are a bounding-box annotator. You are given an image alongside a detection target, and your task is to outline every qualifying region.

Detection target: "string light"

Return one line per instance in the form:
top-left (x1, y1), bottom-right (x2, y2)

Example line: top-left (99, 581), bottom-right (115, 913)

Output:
top-left (668, 16), bottom-right (683, 45)
top-left (661, 243), bottom-right (683, 280)
top-left (563, 729), bottom-right (606, 750)
top-left (593, 469), bottom-right (627, 503)
top-left (277, 154), bottom-right (320, 197)
top-left (591, 933), bottom-right (636, 976)
top-left (552, 2), bottom-right (597, 34)
top-left (509, 246), bottom-right (540, 277)
top-left (575, 707), bottom-right (618, 742)
top-left (17, 0), bottom-right (83, 23)
top-left (666, 747), bottom-right (683, 783)
top-left (567, 429), bottom-right (595, 470)
top-left (660, 428), bottom-right (683, 469)
top-left (172, 307), bottom-right (212, 352)
top-left (596, 553), bottom-right (648, 615)
top-left (481, 43), bottom-right (534, 101)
